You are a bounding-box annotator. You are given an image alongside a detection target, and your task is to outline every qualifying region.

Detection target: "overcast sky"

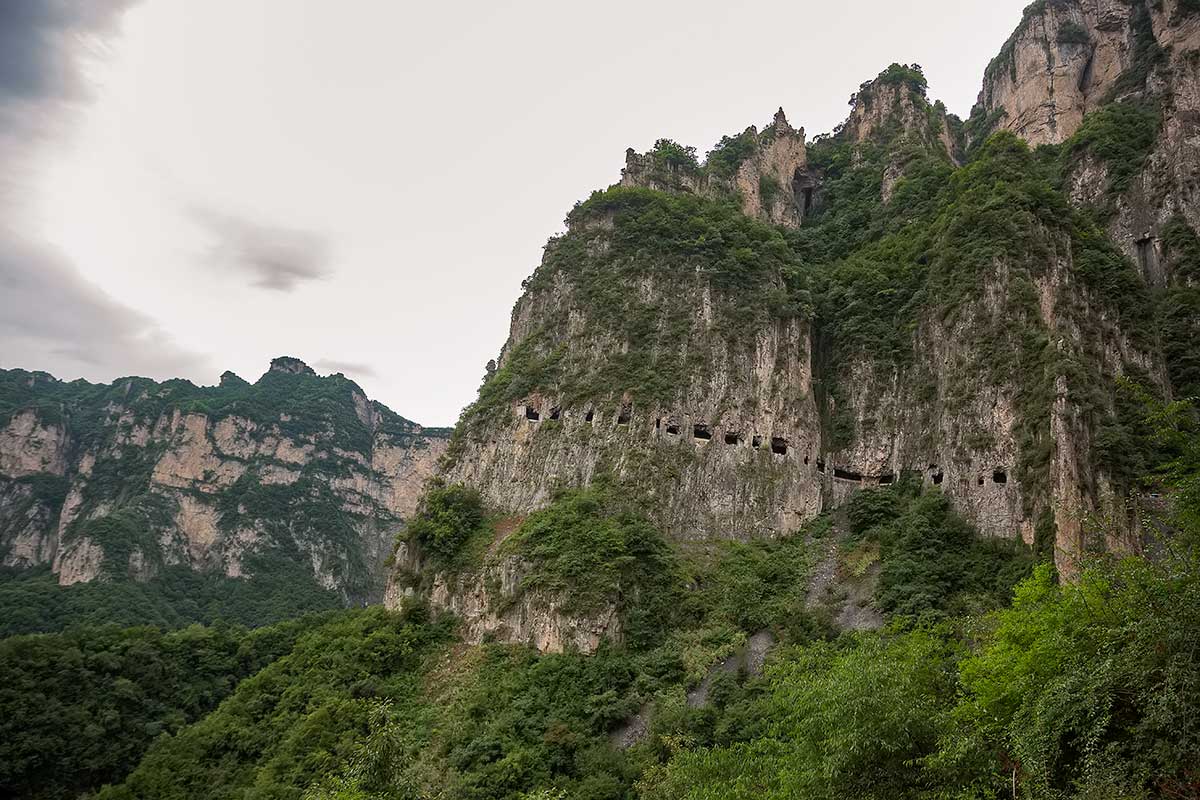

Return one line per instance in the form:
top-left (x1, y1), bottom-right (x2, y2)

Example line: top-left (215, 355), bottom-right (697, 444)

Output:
top-left (2, 0), bottom-right (1030, 427)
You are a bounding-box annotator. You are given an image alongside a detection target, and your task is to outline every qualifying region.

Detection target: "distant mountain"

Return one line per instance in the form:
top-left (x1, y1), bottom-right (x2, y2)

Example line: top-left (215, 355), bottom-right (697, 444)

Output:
top-left (0, 357), bottom-right (449, 616)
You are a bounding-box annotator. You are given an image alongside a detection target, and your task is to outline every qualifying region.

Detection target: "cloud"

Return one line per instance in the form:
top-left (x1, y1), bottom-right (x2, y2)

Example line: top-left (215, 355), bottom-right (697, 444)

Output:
top-left (0, 0), bottom-right (208, 382)
top-left (192, 208), bottom-right (333, 292)
top-left (0, 2), bottom-right (138, 146)
top-left (314, 359), bottom-right (378, 378)
top-left (0, 234), bottom-right (207, 378)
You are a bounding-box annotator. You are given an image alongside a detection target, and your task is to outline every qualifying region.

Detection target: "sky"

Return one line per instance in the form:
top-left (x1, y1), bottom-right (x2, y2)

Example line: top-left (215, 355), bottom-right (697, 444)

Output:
top-left (1, 0), bottom-right (1031, 427)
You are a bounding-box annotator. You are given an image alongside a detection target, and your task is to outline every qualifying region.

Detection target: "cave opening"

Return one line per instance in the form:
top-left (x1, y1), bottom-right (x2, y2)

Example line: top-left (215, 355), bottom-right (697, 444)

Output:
top-left (549, 407), bottom-right (560, 421)
top-left (667, 423), bottom-right (680, 435)
top-left (834, 467), bottom-right (863, 482)
top-left (585, 410), bottom-right (594, 423)
top-left (993, 469), bottom-right (1008, 484)
top-left (525, 406), bottom-right (540, 421)
top-left (724, 431), bottom-right (740, 445)
top-left (816, 459), bottom-right (826, 473)
top-left (617, 406), bottom-right (631, 425)
top-left (879, 474), bottom-right (895, 485)
top-left (977, 476), bottom-right (985, 486)
top-left (752, 435), bottom-right (762, 448)
top-left (932, 471), bottom-right (944, 485)
top-left (694, 424), bottom-right (712, 441)
top-left (771, 437), bottom-right (788, 455)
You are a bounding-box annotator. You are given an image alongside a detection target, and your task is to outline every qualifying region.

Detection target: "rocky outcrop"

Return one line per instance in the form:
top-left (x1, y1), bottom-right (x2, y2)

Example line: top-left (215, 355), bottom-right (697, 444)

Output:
top-left (622, 108), bottom-right (816, 228)
top-left (0, 360), bottom-right (449, 598)
top-left (844, 67), bottom-right (958, 161)
top-left (0, 410), bottom-right (68, 478)
top-left (385, 541), bottom-right (620, 654)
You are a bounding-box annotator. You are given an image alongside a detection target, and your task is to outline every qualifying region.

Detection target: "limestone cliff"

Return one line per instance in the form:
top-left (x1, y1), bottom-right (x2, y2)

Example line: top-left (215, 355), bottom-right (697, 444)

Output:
top-left (0, 359), bottom-right (449, 599)
top-left (413, 67), bottom-right (1172, 596)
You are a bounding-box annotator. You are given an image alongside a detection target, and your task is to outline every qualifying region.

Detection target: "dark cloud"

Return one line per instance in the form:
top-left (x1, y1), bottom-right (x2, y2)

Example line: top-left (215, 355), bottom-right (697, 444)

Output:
top-left (193, 209), bottom-right (333, 292)
top-left (313, 359), bottom-right (378, 378)
top-left (0, 1), bottom-right (137, 147)
top-left (0, 2), bottom-right (134, 100)
top-left (0, 0), bottom-right (207, 381)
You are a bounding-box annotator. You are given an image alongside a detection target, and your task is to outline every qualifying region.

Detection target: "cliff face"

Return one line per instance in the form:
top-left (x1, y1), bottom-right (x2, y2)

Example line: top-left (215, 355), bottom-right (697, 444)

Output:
top-left (411, 60), bottom-right (1173, 605)
top-left (975, 0), bottom-right (1200, 271)
top-left (440, 192), bottom-right (822, 542)
top-left (0, 359), bottom-right (448, 598)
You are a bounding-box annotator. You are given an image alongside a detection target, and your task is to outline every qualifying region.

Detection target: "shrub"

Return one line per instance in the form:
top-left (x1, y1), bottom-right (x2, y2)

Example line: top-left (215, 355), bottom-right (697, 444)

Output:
top-left (406, 482), bottom-right (487, 563)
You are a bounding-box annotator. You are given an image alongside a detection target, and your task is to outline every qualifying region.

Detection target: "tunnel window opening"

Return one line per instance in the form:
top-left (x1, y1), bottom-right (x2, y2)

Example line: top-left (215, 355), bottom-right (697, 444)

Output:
top-left (655, 417), bottom-right (661, 431)
top-left (793, 169), bottom-right (815, 217)
top-left (834, 467), bottom-right (863, 482)
top-left (724, 431), bottom-right (740, 445)
top-left (666, 423), bottom-right (680, 435)
top-left (752, 435), bottom-right (762, 449)
top-left (932, 471), bottom-right (944, 485)
top-left (771, 437), bottom-right (788, 456)
top-left (816, 459), bottom-right (825, 473)
top-left (993, 469), bottom-right (1008, 484)
top-left (617, 406), bottom-right (631, 425)
top-left (548, 407), bottom-right (560, 421)
top-left (524, 406), bottom-right (540, 421)
top-left (878, 474), bottom-right (895, 485)
top-left (977, 475), bottom-right (985, 486)
top-left (1135, 237), bottom-right (1157, 275)
top-left (804, 455), bottom-right (810, 465)
top-left (693, 424), bottom-right (712, 441)
top-left (584, 410), bottom-right (594, 423)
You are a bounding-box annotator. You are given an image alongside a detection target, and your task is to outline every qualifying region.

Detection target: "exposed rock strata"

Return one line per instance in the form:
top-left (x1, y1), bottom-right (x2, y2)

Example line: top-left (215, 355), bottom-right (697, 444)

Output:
top-left (0, 361), bottom-right (448, 597)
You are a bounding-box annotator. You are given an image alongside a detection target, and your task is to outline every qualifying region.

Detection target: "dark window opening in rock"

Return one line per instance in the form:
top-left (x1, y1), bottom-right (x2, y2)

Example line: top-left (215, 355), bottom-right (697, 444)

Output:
top-left (655, 417), bottom-right (661, 430)
top-left (1135, 237), bottom-right (1157, 276)
top-left (879, 474), bottom-right (895, 485)
top-left (834, 467), bottom-right (863, 482)
top-left (932, 471), bottom-right (944, 485)
top-left (752, 435), bottom-right (762, 448)
top-left (694, 424), bottom-right (712, 441)
top-left (667, 424), bottom-right (680, 435)
top-left (525, 406), bottom-right (540, 421)
top-left (618, 406), bottom-right (631, 425)
top-left (804, 455), bottom-right (810, 465)
top-left (1078, 49), bottom-right (1096, 92)
top-left (977, 475), bottom-right (985, 486)
top-left (585, 410), bottom-right (594, 423)
top-left (771, 437), bottom-right (788, 455)
top-left (993, 469), bottom-right (1008, 484)
top-left (793, 169), bottom-right (816, 217)
top-left (549, 407), bottom-right (560, 420)
top-left (816, 459), bottom-right (825, 473)
top-left (928, 463), bottom-right (938, 471)
top-left (724, 431), bottom-right (740, 445)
